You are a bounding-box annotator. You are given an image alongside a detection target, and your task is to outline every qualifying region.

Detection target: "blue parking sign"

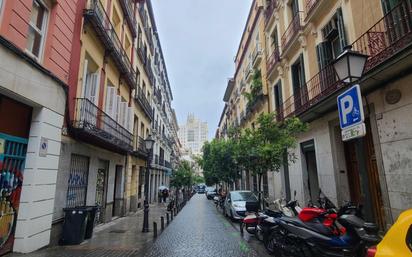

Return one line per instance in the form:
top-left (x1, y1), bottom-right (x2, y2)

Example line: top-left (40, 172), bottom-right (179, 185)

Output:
top-left (337, 84), bottom-right (364, 129)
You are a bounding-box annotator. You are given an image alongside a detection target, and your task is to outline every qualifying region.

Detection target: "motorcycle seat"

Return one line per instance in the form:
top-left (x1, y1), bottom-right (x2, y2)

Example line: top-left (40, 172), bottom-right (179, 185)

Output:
top-left (281, 216), bottom-right (334, 236)
top-left (363, 222), bottom-right (379, 234)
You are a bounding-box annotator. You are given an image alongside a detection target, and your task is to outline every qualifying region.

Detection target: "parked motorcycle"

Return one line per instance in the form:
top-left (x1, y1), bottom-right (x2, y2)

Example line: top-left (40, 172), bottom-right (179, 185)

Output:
top-left (263, 193), bottom-right (380, 257)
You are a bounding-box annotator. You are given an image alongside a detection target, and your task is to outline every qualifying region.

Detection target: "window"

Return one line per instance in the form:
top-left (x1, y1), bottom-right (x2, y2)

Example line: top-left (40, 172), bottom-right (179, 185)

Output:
top-left (66, 154), bottom-right (89, 208)
top-left (187, 130), bottom-right (195, 142)
top-left (318, 8), bottom-right (347, 65)
top-left (273, 80), bottom-right (283, 111)
top-left (27, 0), bottom-right (48, 60)
top-left (81, 57), bottom-right (100, 105)
top-left (407, 225), bottom-right (412, 252)
top-left (291, 54), bottom-right (307, 109)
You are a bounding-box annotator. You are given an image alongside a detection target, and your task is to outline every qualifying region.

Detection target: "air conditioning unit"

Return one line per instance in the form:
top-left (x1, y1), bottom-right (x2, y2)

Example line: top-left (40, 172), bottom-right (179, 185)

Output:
top-left (322, 20), bottom-right (338, 40)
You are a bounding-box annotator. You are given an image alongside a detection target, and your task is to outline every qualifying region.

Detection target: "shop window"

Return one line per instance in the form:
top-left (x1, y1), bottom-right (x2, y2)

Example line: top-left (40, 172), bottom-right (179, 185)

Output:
top-left (27, 0), bottom-right (48, 60)
top-left (66, 154), bottom-right (89, 208)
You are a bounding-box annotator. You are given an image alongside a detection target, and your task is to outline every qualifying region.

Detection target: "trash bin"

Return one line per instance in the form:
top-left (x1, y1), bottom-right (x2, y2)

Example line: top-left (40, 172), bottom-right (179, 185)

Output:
top-left (84, 206), bottom-right (99, 239)
top-left (60, 207), bottom-right (89, 245)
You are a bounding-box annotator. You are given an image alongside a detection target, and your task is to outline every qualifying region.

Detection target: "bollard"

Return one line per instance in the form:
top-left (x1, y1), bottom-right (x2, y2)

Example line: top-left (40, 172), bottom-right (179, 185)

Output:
top-left (166, 213), bottom-right (170, 224)
top-left (240, 222), bottom-right (244, 235)
top-left (153, 222), bottom-right (157, 238)
top-left (161, 216), bottom-right (165, 230)
top-left (171, 211), bottom-right (174, 220)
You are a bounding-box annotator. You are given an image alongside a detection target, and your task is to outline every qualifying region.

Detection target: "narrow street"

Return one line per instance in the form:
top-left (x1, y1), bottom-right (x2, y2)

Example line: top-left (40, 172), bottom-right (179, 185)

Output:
top-left (143, 194), bottom-right (270, 257)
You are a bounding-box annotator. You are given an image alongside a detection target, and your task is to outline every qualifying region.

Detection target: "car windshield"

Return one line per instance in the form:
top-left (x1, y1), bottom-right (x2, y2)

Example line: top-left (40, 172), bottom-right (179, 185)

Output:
top-left (206, 187), bottom-right (215, 192)
top-left (231, 192), bottom-right (257, 202)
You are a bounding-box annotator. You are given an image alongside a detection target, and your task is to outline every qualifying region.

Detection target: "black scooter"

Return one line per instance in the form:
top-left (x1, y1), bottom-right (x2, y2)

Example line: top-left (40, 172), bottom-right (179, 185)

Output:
top-left (263, 200), bottom-right (380, 257)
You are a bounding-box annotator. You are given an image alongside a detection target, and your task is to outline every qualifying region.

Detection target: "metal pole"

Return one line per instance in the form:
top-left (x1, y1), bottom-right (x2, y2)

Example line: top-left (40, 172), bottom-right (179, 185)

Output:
top-left (161, 216), bottom-right (164, 230)
top-left (142, 149), bottom-right (152, 233)
top-left (153, 222), bottom-right (157, 238)
top-left (166, 212), bottom-right (170, 224)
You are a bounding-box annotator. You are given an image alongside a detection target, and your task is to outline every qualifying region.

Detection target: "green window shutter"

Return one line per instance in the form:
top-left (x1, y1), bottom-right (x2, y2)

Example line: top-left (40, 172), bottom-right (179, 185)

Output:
top-left (299, 54), bottom-right (306, 87)
top-left (336, 8), bottom-right (347, 51)
top-left (316, 42), bottom-right (333, 70)
top-left (278, 80), bottom-right (283, 104)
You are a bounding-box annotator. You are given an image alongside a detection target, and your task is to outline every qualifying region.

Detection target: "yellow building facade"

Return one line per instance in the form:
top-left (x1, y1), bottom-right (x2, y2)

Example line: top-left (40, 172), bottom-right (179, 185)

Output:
top-left (218, 0), bottom-right (412, 229)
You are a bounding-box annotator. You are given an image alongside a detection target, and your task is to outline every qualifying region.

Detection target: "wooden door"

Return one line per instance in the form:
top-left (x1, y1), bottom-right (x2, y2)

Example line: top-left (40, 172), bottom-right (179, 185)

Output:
top-left (364, 120), bottom-right (386, 228)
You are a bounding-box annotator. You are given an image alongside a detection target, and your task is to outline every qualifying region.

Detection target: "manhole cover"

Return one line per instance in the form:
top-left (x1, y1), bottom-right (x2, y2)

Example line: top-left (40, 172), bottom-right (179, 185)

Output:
top-left (109, 230), bottom-right (127, 233)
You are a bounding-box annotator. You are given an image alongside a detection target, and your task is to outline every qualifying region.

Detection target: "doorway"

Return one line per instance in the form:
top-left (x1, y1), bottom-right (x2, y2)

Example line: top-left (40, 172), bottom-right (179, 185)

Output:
top-left (343, 119), bottom-right (385, 228)
top-left (113, 165), bottom-right (123, 217)
top-left (301, 140), bottom-right (320, 204)
top-left (95, 160), bottom-right (109, 224)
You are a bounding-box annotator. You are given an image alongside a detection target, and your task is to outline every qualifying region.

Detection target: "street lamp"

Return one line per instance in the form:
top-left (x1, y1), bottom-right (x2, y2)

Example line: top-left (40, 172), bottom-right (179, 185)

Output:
top-left (142, 134), bottom-right (155, 233)
top-left (333, 45), bottom-right (368, 84)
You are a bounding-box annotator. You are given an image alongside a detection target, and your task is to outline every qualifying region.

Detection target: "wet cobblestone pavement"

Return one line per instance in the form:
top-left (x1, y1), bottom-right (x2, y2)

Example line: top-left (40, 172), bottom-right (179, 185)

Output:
top-left (7, 195), bottom-right (271, 257)
top-left (143, 194), bottom-right (270, 257)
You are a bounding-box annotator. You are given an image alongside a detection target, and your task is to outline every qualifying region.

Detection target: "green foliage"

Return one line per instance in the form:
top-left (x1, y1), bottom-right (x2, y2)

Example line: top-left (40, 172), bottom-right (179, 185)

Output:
top-left (170, 160), bottom-right (195, 188)
top-left (242, 69), bottom-right (263, 109)
top-left (201, 113), bottom-right (307, 190)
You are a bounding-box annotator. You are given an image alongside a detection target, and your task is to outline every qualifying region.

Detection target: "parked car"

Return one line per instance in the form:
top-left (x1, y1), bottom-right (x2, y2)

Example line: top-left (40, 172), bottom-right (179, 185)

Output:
top-left (205, 187), bottom-right (217, 200)
top-left (224, 191), bottom-right (258, 220)
top-left (196, 184), bottom-right (206, 194)
top-left (366, 209), bottom-right (412, 257)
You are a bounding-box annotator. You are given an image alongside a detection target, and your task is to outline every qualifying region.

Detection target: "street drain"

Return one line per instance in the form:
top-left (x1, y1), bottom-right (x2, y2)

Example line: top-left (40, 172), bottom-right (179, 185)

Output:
top-left (109, 230), bottom-right (127, 233)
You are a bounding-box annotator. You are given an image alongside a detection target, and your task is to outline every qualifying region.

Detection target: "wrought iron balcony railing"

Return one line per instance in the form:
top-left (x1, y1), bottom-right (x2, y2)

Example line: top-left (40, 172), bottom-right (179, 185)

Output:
top-left (84, 0), bottom-right (136, 89)
top-left (352, 0), bottom-right (412, 73)
top-left (305, 0), bottom-right (320, 18)
top-left (265, 0), bottom-right (279, 26)
top-left (135, 87), bottom-right (153, 120)
top-left (120, 0), bottom-right (137, 37)
top-left (71, 98), bottom-right (133, 152)
top-left (134, 136), bottom-right (148, 157)
top-left (281, 12), bottom-right (303, 52)
top-left (266, 47), bottom-right (280, 76)
top-left (251, 43), bottom-right (263, 67)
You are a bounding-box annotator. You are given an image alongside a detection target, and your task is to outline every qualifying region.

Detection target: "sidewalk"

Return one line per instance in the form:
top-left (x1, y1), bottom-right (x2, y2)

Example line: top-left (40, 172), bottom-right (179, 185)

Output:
top-left (6, 203), bottom-right (171, 257)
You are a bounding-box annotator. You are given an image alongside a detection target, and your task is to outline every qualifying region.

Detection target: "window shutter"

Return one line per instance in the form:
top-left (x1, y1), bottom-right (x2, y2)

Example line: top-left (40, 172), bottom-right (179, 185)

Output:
top-left (116, 95), bottom-right (121, 122)
top-left (278, 80), bottom-right (283, 104)
top-left (81, 59), bottom-right (89, 98)
top-left (127, 107), bottom-right (133, 132)
top-left (299, 54), bottom-right (306, 87)
top-left (105, 87), bottom-right (116, 118)
top-left (336, 8), bottom-right (347, 52)
top-left (89, 72), bottom-right (100, 105)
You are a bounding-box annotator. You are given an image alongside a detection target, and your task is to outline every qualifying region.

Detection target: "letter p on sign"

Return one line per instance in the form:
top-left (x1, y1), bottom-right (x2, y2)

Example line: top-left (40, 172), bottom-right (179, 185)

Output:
top-left (337, 84), bottom-right (364, 129)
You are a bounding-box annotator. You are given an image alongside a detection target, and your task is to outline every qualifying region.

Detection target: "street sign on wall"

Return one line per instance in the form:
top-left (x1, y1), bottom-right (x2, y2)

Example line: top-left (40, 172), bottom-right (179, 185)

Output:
top-left (337, 84), bottom-right (366, 141)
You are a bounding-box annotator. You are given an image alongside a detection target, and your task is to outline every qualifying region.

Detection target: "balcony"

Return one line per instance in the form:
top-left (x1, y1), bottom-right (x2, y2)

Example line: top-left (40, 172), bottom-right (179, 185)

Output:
top-left (120, 0), bottom-right (137, 37)
top-left (245, 64), bottom-right (254, 83)
top-left (276, 1), bottom-right (412, 122)
top-left (266, 47), bottom-right (280, 78)
top-left (281, 12), bottom-right (304, 55)
top-left (251, 43), bottom-right (263, 68)
top-left (135, 87), bottom-right (153, 120)
top-left (71, 98), bottom-right (133, 153)
top-left (84, 0), bottom-right (136, 89)
top-left (133, 136), bottom-right (148, 158)
top-left (265, 0), bottom-right (279, 27)
top-left (352, 0), bottom-right (412, 74)
top-left (138, 5), bottom-right (154, 53)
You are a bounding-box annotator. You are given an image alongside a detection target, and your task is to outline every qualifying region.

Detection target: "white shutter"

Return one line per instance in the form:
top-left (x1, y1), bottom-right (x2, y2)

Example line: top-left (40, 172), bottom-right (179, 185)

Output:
top-left (121, 102), bottom-right (127, 128)
top-left (126, 107), bottom-right (133, 132)
top-left (116, 95), bottom-right (121, 122)
top-left (105, 87), bottom-right (112, 115)
top-left (81, 59), bottom-right (89, 98)
top-left (90, 72), bottom-right (100, 105)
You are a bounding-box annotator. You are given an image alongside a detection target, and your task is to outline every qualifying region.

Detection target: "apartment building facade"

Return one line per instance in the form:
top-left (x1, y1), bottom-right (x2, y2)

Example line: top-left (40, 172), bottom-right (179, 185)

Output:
top-left (218, 0), bottom-right (412, 229)
top-left (0, 0), bottom-right (178, 254)
top-left (0, 0), bottom-right (77, 253)
top-left (178, 114), bottom-right (208, 155)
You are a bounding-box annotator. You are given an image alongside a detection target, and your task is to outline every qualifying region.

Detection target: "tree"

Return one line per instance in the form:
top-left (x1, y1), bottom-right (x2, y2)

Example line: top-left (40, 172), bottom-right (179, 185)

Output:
top-left (234, 113), bottom-right (307, 206)
top-left (170, 160), bottom-right (194, 189)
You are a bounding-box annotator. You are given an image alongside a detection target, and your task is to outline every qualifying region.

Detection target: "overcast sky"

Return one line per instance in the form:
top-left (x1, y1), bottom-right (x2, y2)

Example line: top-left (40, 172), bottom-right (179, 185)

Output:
top-left (151, 0), bottom-right (253, 140)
